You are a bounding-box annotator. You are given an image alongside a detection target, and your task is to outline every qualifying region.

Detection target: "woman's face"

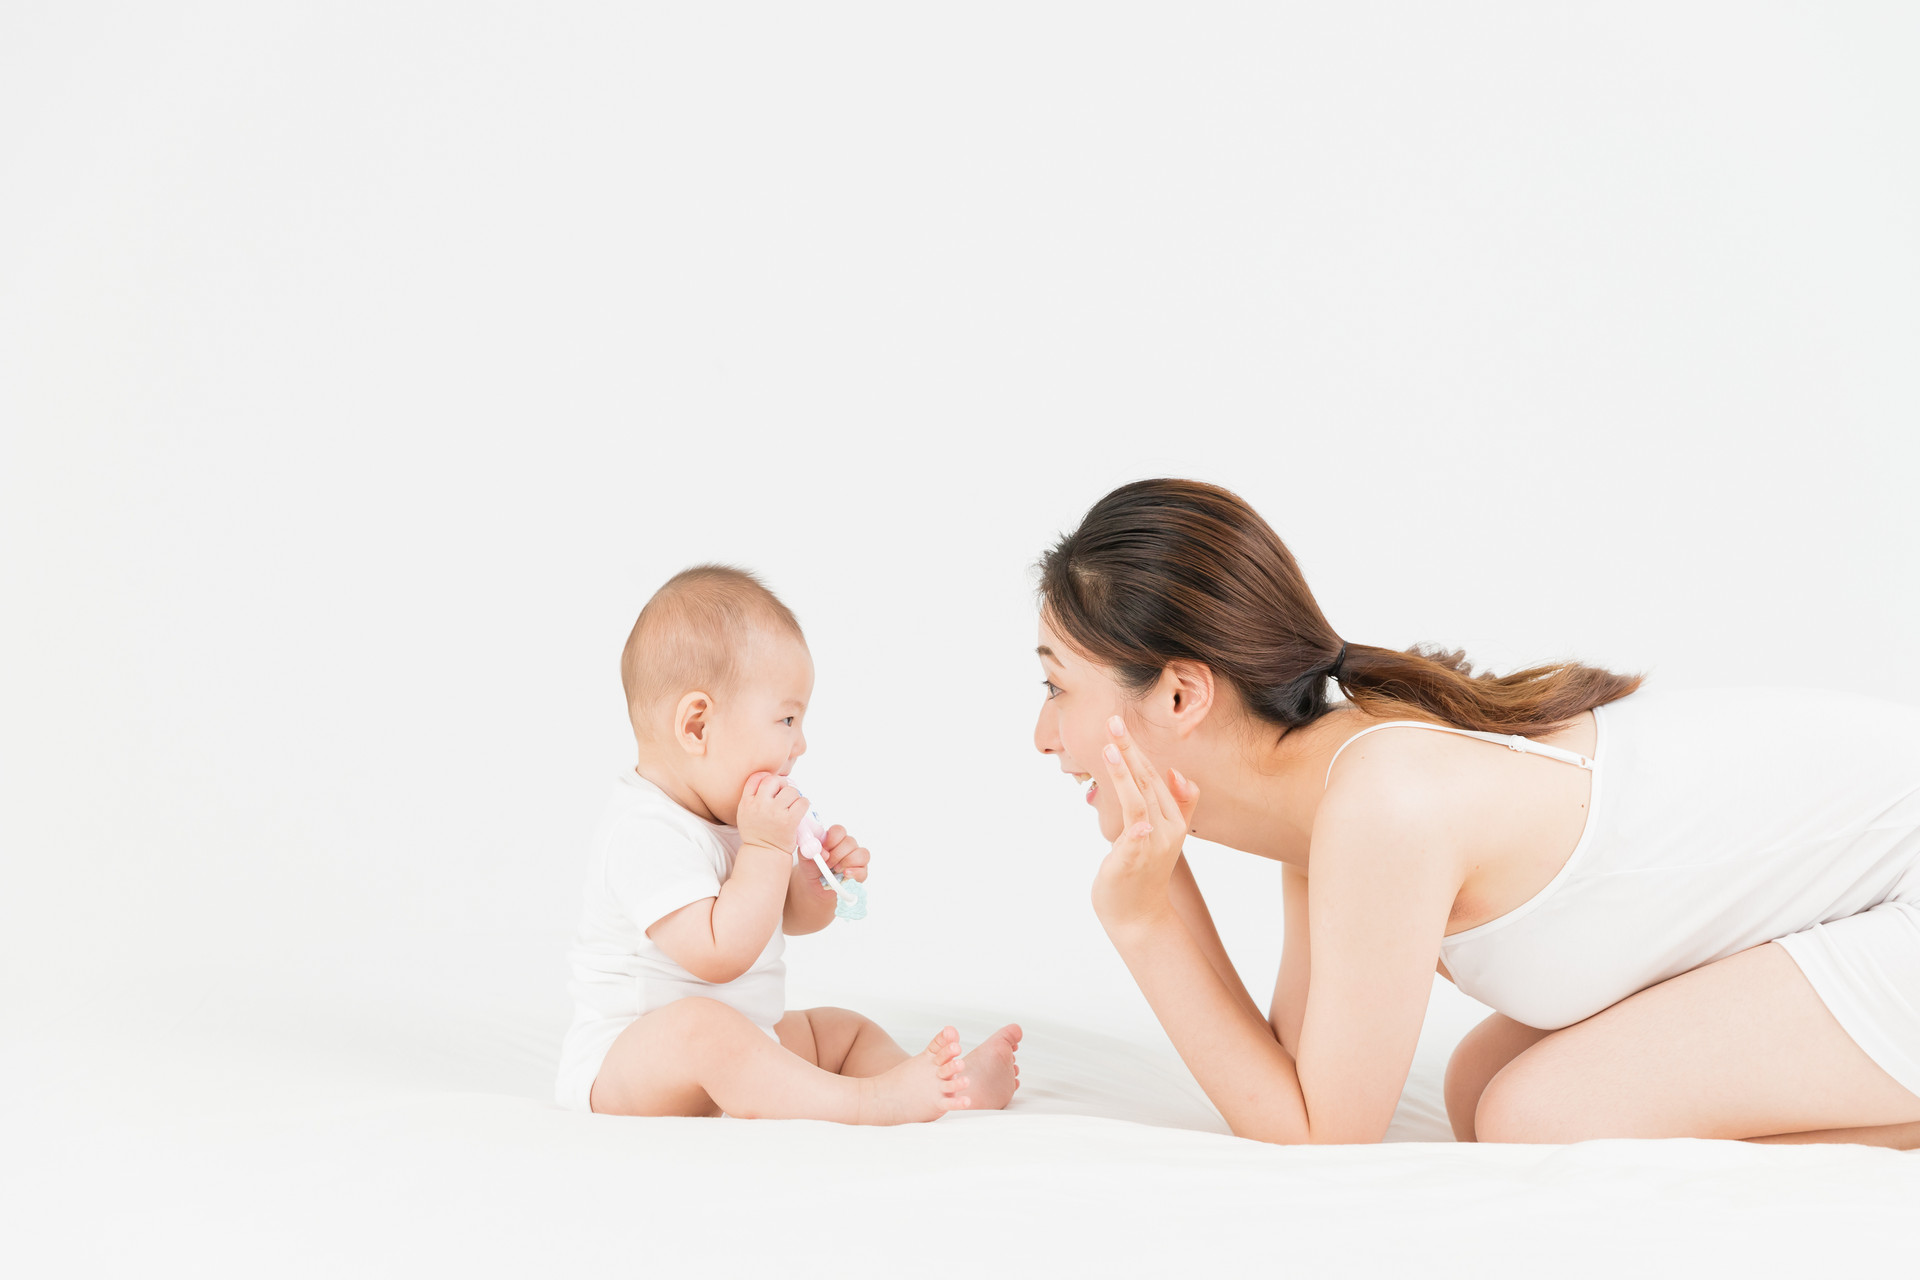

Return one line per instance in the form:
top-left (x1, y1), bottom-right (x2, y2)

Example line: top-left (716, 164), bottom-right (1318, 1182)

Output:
top-left (1032, 614), bottom-right (1139, 842)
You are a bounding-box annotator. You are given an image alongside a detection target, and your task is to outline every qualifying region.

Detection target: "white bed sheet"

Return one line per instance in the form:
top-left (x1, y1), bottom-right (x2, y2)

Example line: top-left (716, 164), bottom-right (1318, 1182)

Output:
top-left (5, 928), bottom-right (1915, 1278)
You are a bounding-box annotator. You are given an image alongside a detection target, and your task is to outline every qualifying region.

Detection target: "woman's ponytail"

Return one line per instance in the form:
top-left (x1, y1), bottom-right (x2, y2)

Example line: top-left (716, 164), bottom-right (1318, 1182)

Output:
top-left (1329, 642), bottom-right (1639, 736)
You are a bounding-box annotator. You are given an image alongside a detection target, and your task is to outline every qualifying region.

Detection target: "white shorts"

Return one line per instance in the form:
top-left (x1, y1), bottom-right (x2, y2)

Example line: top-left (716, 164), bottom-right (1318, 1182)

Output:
top-left (1776, 897), bottom-right (1920, 1099)
top-left (555, 1008), bottom-right (785, 1112)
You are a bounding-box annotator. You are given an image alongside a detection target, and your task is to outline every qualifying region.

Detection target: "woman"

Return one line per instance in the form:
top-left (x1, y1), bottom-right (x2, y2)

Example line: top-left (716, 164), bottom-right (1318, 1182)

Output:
top-left (1033, 478), bottom-right (1920, 1146)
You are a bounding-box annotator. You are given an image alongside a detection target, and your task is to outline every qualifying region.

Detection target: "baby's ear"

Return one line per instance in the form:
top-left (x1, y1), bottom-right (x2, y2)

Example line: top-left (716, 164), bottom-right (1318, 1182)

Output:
top-left (674, 691), bottom-right (713, 755)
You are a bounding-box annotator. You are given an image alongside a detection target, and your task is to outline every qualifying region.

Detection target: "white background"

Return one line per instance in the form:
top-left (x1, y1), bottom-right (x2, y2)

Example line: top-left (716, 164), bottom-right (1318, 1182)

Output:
top-left (4, 2), bottom-right (1918, 1070)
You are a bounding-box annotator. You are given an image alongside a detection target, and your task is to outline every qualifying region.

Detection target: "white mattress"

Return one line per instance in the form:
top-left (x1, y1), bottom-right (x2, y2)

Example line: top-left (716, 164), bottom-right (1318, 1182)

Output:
top-left (6, 928), bottom-right (1915, 1278)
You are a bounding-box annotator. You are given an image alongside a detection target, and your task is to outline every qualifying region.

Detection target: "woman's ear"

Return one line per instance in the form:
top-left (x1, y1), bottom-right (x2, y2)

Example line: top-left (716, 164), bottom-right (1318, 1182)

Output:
top-left (1162, 661), bottom-right (1215, 738)
top-left (675, 691), bottom-right (713, 756)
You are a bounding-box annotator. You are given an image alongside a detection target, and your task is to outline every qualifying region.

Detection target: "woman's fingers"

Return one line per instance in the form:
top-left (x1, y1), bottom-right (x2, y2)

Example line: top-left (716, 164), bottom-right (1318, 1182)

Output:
top-left (1100, 741), bottom-right (1152, 836)
top-left (1168, 767), bottom-right (1200, 828)
top-left (1107, 716), bottom-right (1175, 825)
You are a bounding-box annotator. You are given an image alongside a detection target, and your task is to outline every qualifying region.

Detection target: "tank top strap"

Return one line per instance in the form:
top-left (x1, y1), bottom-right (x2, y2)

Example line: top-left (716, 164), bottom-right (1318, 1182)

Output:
top-left (1323, 720), bottom-right (1596, 789)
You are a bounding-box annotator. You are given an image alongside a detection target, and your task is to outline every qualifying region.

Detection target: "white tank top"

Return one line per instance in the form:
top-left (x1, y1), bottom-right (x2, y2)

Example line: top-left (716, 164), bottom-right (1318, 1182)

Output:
top-left (1323, 687), bottom-right (1920, 1030)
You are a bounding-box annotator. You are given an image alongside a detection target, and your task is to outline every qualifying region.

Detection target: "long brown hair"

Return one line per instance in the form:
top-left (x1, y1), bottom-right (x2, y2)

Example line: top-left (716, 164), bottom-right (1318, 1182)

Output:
top-left (1037, 478), bottom-right (1640, 736)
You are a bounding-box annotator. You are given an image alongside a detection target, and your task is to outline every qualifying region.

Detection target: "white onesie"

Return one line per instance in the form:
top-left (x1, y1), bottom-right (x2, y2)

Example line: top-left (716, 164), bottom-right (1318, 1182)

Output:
top-left (555, 771), bottom-right (787, 1111)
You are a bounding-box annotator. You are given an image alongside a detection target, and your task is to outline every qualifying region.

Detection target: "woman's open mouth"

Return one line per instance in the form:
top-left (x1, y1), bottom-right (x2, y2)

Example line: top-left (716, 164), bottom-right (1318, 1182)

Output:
top-left (1075, 772), bottom-right (1098, 804)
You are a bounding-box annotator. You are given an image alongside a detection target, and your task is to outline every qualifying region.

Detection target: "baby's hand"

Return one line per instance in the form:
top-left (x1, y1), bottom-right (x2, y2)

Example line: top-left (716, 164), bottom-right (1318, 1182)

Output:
top-left (816, 824), bottom-right (870, 886)
top-left (737, 773), bottom-right (809, 855)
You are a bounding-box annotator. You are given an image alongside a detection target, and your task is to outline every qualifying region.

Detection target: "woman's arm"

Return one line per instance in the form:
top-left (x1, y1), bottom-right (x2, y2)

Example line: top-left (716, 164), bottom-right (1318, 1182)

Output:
top-left (1095, 723), bottom-right (1454, 1143)
top-left (1167, 854), bottom-right (1268, 1028)
top-left (1272, 865), bottom-right (1310, 1056)
top-left (1103, 901), bottom-right (1313, 1141)
top-left (1290, 782), bottom-right (1457, 1141)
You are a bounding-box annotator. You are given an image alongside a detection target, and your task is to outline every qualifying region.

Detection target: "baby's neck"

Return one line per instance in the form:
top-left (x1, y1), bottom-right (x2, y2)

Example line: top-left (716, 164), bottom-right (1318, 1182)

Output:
top-left (631, 754), bottom-right (723, 825)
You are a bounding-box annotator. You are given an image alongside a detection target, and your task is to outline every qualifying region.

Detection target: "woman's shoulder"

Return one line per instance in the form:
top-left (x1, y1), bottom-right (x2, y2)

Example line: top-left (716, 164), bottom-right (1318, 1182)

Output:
top-left (1311, 705), bottom-right (1601, 843)
top-left (1303, 726), bottom-right (1488, 900)
top-left (1317, 707), bottom-right (1541, 782)
top-left (1314, 717), bottom-right (1486, 832)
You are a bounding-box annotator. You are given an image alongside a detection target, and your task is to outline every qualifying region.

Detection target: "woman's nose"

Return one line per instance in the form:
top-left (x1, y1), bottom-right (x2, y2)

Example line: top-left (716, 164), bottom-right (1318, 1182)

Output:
top-left (1034, 707), bottom-right (1058, 755)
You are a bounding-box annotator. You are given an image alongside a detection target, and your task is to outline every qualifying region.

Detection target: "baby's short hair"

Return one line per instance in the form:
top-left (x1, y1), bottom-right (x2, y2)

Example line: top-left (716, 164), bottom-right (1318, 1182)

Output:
top-left (621, 564), bottom-right (804, 736)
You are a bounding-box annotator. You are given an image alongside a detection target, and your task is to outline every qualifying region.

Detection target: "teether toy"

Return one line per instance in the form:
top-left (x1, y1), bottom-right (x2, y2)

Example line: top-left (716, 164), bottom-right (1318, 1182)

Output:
top-left (797, 811), bottom-right (867, 921)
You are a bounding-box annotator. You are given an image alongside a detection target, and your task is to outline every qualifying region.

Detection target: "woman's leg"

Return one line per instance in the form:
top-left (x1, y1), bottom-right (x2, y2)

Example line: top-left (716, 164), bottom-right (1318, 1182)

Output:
top-left (1444, 1013), bottom-right (1551, 1141)
top-left (1473, 942), bottom-right (1920, 1145)
top-left (1747, 1119), bottom-right (1920, 1148)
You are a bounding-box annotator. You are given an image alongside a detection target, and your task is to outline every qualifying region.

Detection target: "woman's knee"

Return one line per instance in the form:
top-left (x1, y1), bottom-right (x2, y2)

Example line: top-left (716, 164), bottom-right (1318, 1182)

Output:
top-left (1446, 1014), bottom-right (1552, 1142)
top-left (1443, 1042), bottom-right (1493, 1141)
top-left (1473, 1055), bottom-right (1577, 1144)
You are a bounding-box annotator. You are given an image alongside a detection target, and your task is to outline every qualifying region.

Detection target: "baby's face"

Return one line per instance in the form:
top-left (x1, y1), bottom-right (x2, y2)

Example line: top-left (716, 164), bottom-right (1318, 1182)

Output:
top-left (694, 631), bottom-right (815, 827)
top-left (1032, 614), bottom-right (1140, 843)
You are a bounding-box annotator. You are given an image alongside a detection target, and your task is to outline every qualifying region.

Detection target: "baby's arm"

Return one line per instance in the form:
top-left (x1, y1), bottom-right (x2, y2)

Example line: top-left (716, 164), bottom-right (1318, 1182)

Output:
top-left (647, 774), bottom-right (808, 982)
top-left (783, 823), bottom-right (870, 935)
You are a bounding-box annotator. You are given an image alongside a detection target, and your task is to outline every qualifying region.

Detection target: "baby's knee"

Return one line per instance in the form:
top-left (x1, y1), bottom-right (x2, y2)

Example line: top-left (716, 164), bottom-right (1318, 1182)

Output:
top-left (800, 1006), bottom-right (867, 1032)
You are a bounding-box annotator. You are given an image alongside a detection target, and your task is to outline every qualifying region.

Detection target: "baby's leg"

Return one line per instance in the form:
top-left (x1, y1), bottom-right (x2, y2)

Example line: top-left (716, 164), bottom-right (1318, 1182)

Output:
top-left (780, 1008), bottom-right (1025, 1110)
top-left (591, 997), bottom-right (968, 1124)
top-left (776, 1007), bottom-right (911, 1077)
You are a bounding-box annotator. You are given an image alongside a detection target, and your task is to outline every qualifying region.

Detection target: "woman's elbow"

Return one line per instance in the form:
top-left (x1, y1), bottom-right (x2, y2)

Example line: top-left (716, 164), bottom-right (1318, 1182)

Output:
top-left (1229, 1110), bottom-right (1379, 1147)
top-left (1222, 1103), bottom-right (1313, 1145)
top-left (1230, 1118), bottom-right (1313, 1145)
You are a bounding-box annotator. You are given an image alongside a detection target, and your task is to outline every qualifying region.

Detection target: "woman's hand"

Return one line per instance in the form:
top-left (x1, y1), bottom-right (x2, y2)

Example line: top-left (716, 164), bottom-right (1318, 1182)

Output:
top-left (1092, 715), bottom-right (1201, 932)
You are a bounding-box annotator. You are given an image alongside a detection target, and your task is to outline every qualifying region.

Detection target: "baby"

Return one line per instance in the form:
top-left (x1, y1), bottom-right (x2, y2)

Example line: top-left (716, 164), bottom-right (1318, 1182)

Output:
top-left (556, 564), bottom-right (1022, 1122)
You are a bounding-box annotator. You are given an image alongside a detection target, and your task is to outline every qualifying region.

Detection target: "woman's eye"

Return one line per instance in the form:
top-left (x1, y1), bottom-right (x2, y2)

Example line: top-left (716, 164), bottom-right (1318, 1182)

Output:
top-left (1041, 680), bottom-right (1062, 700)
top-left (781, 717), bottom-right (795, 726)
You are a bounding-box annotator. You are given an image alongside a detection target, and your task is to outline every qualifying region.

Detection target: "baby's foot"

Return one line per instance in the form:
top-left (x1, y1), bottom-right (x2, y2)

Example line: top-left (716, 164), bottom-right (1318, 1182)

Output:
top-left (856, 1027), bottom-right (968, 1125)
top-left (950, 1024), bottom-right (1022, 1111)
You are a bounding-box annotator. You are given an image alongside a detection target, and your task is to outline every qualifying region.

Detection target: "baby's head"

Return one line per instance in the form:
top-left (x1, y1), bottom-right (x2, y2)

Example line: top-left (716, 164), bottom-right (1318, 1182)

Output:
top-left (623, 564), bottom-right (812, 827)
